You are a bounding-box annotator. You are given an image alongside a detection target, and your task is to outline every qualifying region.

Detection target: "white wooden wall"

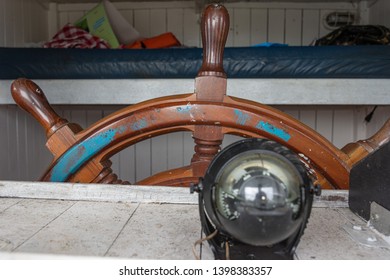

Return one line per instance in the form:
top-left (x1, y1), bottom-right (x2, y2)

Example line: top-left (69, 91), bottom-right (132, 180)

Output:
top-left (2, 104), bottom-right (389, 183)
top-left (1, 0), bottom-right (390, 182)
top-left (369, 0), bottom-right (390, 27)
top-left (1, 1), bottom-right (388, 48)
top-left (0, 0), bottom-right (48, 47)
top-left (50, 1), bottom-right (362, 47)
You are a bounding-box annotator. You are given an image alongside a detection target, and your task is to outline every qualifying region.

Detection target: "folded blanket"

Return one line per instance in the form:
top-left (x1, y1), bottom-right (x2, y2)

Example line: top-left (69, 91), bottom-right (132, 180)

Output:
top-left (44, 24), bottom-right (110, 49)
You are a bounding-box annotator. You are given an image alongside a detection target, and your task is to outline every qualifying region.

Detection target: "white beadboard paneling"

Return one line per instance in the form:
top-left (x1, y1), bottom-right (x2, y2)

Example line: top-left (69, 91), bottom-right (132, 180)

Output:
top-left (4, 0), bottom-right (15, 46)
top-left (0, 0), bottom-right (4, 46)
top-left (369, 0), bottom-right (389, 26)
top-left (167, 132), bottom-right (184, 169)
top-left (14, 0), bottom-right (24, 47)
top-left (250, 9), bottom-right (268, 45)
top-left (302, 9), bottom-right (320, 45)
top-left (232, 9), bottom-right (251, 47)
top-left (2, 104), bottom-right (390, 182)
top-left (0, 106), bottom-right (9, 179)
top-left (0, 1), bottom-right (367, 48)
top-left (120, 9), bottom-right (134, 27)
top-left (183, 131), bottom-right (194, 164)
top-left (354, 106), bottom-right (369, 142)
top-left (282, 107), bottom-right (299, 120)
top-left (299, 108), bottom-right (316, 130)
top-left (332, 109), bottom-right (356, 148)
top-left (134, 9), bottom-right (151, 37)
top-left (45, 1), bottom-right (361, 48)
top-left (58, 11), bottom-right (69, 27)
top-left (86, 109), bottom-right (103, 126)
top-left (151, 134), bottom-right (168, 175)
top-left (135, 138), bottom-right (152, 182)
top-left (268, 9), bottom-right (285, 43)
top-left (167, 8), bottom-right (184, 43)
top-left (366, 106), bottom-right (390, 138)
top-left (67, 11), bottom-right (84, 24)
top-left (315, 109), bottom-right (334, 143)
top-left (183, 8), bottom-right (200, 47)
top-left (6, 107), bottom-right (17, 178)
top-left (118, 145), bottom-right (136, 183)
top-left (150, 9), bottom-right (166, 37)
top-left (30, 0), bottom-right (48, 44)
top-left (69, 108), bottom-right (87, 128)
top-left (285, 9), bottom-right (302, 46)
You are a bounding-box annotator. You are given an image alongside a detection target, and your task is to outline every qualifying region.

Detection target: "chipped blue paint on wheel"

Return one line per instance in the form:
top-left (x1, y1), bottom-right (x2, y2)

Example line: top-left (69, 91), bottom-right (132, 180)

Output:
top-left (256, 121), bottom-right (291, 142)
top-left (49, 129), bottom-right (117, 182)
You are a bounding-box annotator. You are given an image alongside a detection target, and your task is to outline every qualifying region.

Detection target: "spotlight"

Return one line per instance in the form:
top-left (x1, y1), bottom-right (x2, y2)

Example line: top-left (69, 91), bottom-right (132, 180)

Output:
top-left (191, 138), bottom-right (320, 259)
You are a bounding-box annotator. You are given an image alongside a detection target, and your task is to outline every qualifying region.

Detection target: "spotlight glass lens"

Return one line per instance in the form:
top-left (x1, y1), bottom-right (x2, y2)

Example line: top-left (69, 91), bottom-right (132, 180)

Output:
top-left (213, 150), bottom-right (303, 246)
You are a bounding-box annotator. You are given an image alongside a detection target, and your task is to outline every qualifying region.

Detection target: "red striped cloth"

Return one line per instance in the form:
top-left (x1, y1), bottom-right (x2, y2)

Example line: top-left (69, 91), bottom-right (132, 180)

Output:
top-left (43, 24), bottom-right (110, 49)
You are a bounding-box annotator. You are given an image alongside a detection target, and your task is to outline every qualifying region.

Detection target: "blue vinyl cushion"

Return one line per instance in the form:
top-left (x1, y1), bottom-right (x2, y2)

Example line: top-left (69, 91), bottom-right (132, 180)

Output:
top-left (1, 46), bottom-right (390, 79)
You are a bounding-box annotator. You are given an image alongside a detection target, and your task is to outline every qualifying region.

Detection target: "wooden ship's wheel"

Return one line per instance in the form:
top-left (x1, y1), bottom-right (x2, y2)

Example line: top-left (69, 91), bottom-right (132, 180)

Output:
top-left (11, 4), bottom-right (390, 190)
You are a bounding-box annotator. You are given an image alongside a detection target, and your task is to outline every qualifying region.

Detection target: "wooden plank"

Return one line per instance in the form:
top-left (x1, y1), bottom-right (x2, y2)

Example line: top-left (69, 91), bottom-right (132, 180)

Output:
top-left (225, 2), bottom-right (355, 10)
top-left (48, 3), bottom-right (59, 38)
top-left (182, 131), bottom-right (194, 164)
top-left (105, 203), bottom-right (211, 259)
top-left (167, 8), bottom-right (184, 43)
top-left (58, 1), bottom-right (194, 12)
top-left (0, 0), bottom-right (5, 46)
top-left (222, 134), bottom-right (242, 148)
top-left (14, 201), bottom-right (138, 257)
top-left (120, 9), bottom-right (134, 27)
top-left (14, 0), bottom-right (24, 47)
top-left (86, 109), bottom-right (103, 126)
top-left (25, 112), bottom-right (38, 180)
top-left (285, 9), bottom-right (302, 46)
top-left (282, 106), bottom-right (300, 120)
top-left (117, 146), bottom-right (136, 183)
top-left (134, 9), bottom-right (150, 38)
top-left (354, 106), bottom-right (368, 141)
top-left (0, 199), bottom-right (75, 251)
top-left (4, 0), bottom-right (15, 46)
top-left (232, 8), bottom-right (251, 47)
top-left (58, 12), bottom-right (69, 28)
top-left (167, 132), bottom-right (184, 169)
top-left (5, 79), bottom-right (390, 106)
top-left (151, 134), bottom-right (168, 175)
top-left (0, 106), bottom-right (8, 179)
top-left (302, 9), bottom-right (320, 45)
top-left (316, 108), bottom-right (334, 144)
top-left (135, 139), bottom-right (152, 182)
top-left (332, 109), bottom-right (355, 148)
top-left (299, 108), bottom-right (316, 130)
top-left (183, 8), bottom-right (199, 47)
top-left (150, 8), bottom-right (166, 37)
top-left (268, 9), bottom-right (285, 43)
top-left (67, 11), bottom-right (84, 24)
top-left (15, 109), bottom-right (28, 180)
top-left (0, 181), bottom-right (198, 204)
top-left (366, 106), bottom-right (390, 138)
top-left (250, 9), bottom-right (268, 45)
top-left (6, 106), bottom-right (17, 179)
top-left (30, 0), bottom-right (48, 43)
top-left (69, 108), bottom-right (87, 129)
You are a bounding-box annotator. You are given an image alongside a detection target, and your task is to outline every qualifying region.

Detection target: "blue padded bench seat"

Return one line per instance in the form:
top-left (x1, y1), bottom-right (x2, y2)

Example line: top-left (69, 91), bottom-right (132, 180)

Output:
top-left (1, 46), bottom-right (390, 79)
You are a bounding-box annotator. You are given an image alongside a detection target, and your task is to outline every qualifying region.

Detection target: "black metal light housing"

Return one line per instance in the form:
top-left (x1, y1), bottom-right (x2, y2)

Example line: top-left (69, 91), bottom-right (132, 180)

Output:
top-left (194, 138), bottom-right (318, 260)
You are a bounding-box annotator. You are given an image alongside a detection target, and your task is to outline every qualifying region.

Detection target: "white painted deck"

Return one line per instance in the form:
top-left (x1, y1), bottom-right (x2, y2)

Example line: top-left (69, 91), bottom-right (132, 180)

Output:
top-left (0, 181), bottom-right (389, 260)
